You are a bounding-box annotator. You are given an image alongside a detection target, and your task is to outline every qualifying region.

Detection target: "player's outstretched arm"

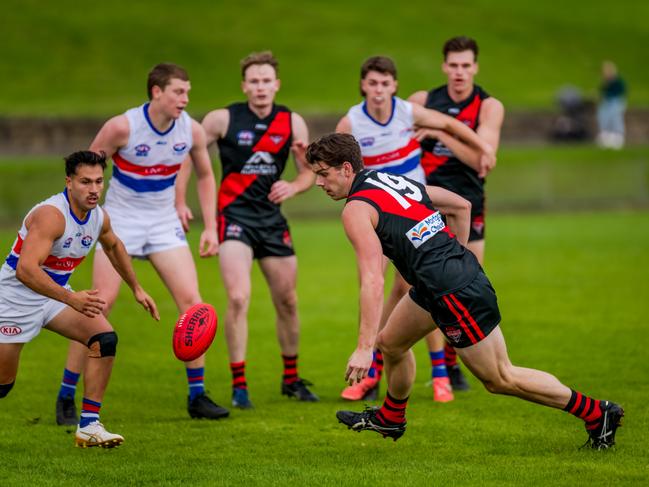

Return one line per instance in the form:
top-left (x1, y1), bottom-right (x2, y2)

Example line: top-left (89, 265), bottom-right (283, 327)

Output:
top-left (268, 113), bottom-right (315, 204)
top-left (15, 207), bottom-right (106, 318)
top-left (189, 120), bottom-right (218, 257)
top-left (342, 201), bottom-right (384, 384)
top-left (425, 186), bottom-right (471, 247)
top-left (411, 104), bottom-right (495, 177)
top-left (88, 115), bottom-right (130, 158)
top-left (98, 210), bottom-right (160, 320)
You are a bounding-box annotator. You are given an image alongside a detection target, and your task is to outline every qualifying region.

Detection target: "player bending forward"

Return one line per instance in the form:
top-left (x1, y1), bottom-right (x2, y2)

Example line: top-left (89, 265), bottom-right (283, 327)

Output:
top-left (306, 133), bottom-right (623, 450)
top-left (0, 151), bottom-right (159, 448)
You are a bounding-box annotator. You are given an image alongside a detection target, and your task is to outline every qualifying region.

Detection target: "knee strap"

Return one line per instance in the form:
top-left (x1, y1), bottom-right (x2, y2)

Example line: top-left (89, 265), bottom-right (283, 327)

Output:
top-left (0, 381), bottom-right (15, 398)
top-left (87, 331), bottom-right (118, 358)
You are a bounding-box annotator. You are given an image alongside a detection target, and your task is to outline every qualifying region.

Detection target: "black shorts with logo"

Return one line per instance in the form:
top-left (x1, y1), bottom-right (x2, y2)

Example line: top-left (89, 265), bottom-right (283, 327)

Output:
top-left (219, 215), bottom-right (295, 259)
top-left (409, 270), bottom-right (500, 348)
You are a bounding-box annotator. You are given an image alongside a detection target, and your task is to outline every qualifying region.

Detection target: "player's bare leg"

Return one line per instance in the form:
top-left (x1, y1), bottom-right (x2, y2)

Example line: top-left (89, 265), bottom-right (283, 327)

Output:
top-left (457, 326), bottom-right (572, 406)
top-left (259, 255), bottom-right (318, 402)
top-left (0, 343), bottom-right (23, 397)
top-left (55, 249), bottom-right (123, 425)
top-left (46, 307), bottom-right (122, 447)
top-left (337, 295), bottom-right (434, 440)
top-left (341, 260), bottom-right (406, 400)
top-left (219, 240), bottom-right (254, 408)
top-left (150, 246), bottom-right (229, 419)
top-left (457, 326), bottom-right (623, 449)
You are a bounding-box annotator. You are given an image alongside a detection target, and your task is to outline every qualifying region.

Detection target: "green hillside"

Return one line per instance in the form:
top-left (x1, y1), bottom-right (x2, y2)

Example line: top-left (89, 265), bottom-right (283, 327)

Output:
top-left (3, 0), bottom-right (648, 115)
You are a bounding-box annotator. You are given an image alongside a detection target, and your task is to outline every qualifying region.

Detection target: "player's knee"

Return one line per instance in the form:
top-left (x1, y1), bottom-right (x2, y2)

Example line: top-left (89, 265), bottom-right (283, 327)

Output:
top-left (0, 381), bottom-right (15, 398)
top-left (228, 293), bottom-right (250, 314)
top-left (375, 333), bottom-right (405, 358)
top-left (481, 370), bottom-right (516, 395)
top-left (87, 331), bottom-right (118, 358)
top-left (276, 291), bottom-right (298, 316)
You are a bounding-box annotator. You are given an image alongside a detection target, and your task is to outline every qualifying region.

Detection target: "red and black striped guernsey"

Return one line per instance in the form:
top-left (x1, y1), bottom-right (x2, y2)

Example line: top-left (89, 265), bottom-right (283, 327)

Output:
top-left (217, 103), bottom-right (293, 228)
top-left (346, 169), bottom-right (479, 296)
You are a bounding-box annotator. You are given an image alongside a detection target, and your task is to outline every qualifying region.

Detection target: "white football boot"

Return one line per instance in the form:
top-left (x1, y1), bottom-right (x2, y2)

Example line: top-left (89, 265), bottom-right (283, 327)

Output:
top-left (75, 421), bottom-right (124, 448)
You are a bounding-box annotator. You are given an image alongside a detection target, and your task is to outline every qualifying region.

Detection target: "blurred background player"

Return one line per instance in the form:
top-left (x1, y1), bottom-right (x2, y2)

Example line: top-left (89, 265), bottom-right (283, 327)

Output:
top-left (54, 64), bottom-right (229, 425)
top-left (409, 36), bottom-right (504, 391)
top-left (0, 151), bottom-right (159, 447)
top-left (307, 133), bottom-right (624, 451)
top-left (177, 51), bottom-right (318, 409)
top-left (336, 55), bottom-right (495, 402)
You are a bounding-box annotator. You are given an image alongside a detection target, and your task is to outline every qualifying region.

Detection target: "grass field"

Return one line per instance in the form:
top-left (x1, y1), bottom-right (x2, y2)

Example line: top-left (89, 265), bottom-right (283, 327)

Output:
top-left (3, 0), bottom-right (649, 115)
top-left (0, 211), bottom-right (648, 485)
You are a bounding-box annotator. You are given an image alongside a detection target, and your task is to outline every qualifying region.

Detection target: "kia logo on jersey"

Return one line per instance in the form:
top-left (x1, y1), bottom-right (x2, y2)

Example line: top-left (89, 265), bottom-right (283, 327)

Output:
top-left (0, 325), bottom-right (22, 336)
top-left (135, 144), bottom-right (151, 157)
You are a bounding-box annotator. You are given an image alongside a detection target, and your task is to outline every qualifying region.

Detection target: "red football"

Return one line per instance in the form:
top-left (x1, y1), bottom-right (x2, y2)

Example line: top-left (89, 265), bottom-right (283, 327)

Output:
top-left (172, 303), bottom-right (217, 362)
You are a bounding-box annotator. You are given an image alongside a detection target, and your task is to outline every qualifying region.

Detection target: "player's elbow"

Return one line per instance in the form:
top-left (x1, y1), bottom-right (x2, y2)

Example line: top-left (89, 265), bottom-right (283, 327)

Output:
top-left (15, 262), bottom-right (34, 286)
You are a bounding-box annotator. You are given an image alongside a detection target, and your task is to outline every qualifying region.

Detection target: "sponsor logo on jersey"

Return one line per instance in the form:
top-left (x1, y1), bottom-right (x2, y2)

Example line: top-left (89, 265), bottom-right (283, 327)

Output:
top-left (173, 142), bottom-right (188, 154)
top-left (156, 140), bottom-right (167, 145)
top-left (175, 227), bottom-right (187, 241)
top-left (254, 123), bottom-right (267, 130)
top-left (0, 325), bottom-right (22, 336)
top-left (269, 134), bottom-right (285, 145)
top-left (135, 144), bottom-right (151, 157)
top-left (237, 130), bottom-right (255, 146)
top-left (63, 237), bottom-right (74, 249)
top-left (226, 224), bottom-right (243, 238)
top-left (359, 136), bottom-right (375, 148)
top-left (241, 151), bottom-right (277, 175)
top-left (445, 326), bottom-right (462, 343)
top-left (433, 141), bottom-right (454, 158)
top-left (448, 107), bottom-right (460, 115)
top-left (81, 235), bottom-right (93, 248)
top-left (406, 211), bottom-right (445, 249)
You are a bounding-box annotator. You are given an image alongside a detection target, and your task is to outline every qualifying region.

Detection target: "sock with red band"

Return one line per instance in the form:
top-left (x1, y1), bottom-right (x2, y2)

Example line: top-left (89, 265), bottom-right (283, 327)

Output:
top-left (230, 361), bottom-right (247, 390)
top-left (376, 392), bottom-right (408, 425)
top-left (282, 354), bottom-right (298, 385)
top-left (444, 343), bottom-right (458, 368)
top-left (186, 367), bottom-right (205, 401)
top-left (563, 389), bottom-right (603, 429)
top-left (367, 350), bottom-right (384, 381)
top-left (430, 350), bottom-right (448, 378)
top-left (79, 398), bottom-right (101, 427)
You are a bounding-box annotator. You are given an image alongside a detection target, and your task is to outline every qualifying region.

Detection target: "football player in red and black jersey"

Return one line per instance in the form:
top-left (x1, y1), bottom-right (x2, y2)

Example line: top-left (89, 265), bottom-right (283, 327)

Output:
top-left (306, 133), bottom-right (623, 450)
top-left (177, 51), bottom-right (317, 408)
top-left (409, 36), bottom-right (505, 391)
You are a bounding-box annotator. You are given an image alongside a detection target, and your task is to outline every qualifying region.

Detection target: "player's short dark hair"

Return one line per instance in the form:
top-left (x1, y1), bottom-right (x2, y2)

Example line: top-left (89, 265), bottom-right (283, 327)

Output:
top-left (306, 133), bottom-right (364, 173)
top-left (147, 63), bottom-right (189, 99)
top-left (64, 151), bottom-right (107, 176)
top-left (360, 56), bottom-right (397, 97)
top-left (240, 51), bottom-right (279, 79)
top-left (443, 36), bottom-right (479, 61)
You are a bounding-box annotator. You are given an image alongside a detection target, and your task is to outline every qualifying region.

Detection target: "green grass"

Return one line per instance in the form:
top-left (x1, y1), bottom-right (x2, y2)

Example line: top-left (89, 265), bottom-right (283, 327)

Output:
top-left (3, 0), bottom-right (648, 115)
top-left (0, 211), bottom-right (648, 485)
top-left (1, 145), bottom-right (647, 225)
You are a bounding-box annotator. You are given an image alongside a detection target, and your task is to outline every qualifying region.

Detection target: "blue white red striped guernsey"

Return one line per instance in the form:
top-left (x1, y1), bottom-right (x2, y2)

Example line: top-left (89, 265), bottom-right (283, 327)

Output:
top-left (347, 97), bottom-right (421, 175)
top-left (105, 103), bottom-right (193, 210)
top-left (0, 190), bottom-right (104, 302)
